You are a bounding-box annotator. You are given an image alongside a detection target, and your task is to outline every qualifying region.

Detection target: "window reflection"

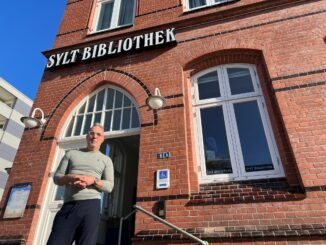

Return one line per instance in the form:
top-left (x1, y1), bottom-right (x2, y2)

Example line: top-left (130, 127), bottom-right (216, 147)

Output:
top-left (106, 89), bottom-right (114, 110)
top-left (87, 95), bottom-right (96, 112)
top-left (97, 1), bottom-right (114, 30)
top-left (113, 110), bottom-right (122, 130)
top-left (83, 114), bottom-right (92, 135)
top-left (54, 186), bottom-right (65, 201)
top-left (234, 101), bottom-right (274, 172)
top-left (200, 106), bottom-right (232, 175)
top-left (96, 90), bottom-right (105, 111)
top-left (227, 68), bottom-right (254, 95)
top-left (189, 0), bottom-right (206, 9)
top-left (198, 71), bottom-right (220, 100)
top-left (115, 91), bottom-right (123, 109)
top-left (74, 115), bottom-right (83, 135)
top-left (122, 108), bottom-right (131, 129)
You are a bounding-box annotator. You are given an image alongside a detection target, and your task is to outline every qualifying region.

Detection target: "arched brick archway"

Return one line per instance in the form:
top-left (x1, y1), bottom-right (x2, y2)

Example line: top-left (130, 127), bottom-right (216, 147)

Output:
top-left (31, 69), bottom-right (148, 245)
top-left (183, 49), bottom-right (266, 76)
top-left (42, 69), bottom-right (153, 140)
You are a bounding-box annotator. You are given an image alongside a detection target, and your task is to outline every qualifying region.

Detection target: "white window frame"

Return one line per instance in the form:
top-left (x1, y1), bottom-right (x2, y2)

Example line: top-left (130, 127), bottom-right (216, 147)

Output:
top-left (92, 0), bottom-right (136, 33)
top-left (184, 0), bottom-right (235, 12)
top-left (192, 64), bottom-right (284, 183)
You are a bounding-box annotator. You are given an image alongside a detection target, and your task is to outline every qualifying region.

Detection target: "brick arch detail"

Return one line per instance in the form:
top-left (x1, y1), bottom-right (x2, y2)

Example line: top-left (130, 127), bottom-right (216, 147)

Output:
top-left (183, 48), bottom-right (265, 76)
top-left (182, 48), bottom-right (303, 187)
top-left (42, 69), bottom-right (153, 140)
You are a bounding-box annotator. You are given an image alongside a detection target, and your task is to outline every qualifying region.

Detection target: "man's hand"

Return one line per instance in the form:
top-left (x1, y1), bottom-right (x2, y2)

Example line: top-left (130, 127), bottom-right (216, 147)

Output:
top-left (58, 174), bottom-right (97, 189)
top-left (74, 175), bottom-right (103, 190)
top-left (75, 176), bottom-right (96, 186)
top-left (72, 179), bottom-right (87, 189)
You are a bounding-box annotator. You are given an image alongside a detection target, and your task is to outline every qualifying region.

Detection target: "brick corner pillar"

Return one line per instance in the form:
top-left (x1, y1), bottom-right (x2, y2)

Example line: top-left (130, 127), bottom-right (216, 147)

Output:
top-left (0, 129), bottom-right (57, 245)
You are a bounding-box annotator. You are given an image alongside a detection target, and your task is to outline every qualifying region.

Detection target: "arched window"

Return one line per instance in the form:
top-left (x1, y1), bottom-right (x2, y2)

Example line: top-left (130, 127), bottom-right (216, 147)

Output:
top-left (64, 85), bottom-right (140, 138)
top-left (192, 64), bottom-right (284, 182)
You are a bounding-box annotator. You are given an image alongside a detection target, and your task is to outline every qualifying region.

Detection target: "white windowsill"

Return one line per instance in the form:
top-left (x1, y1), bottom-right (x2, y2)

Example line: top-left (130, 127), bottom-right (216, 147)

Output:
top-left (87, 23), bottom-right (134, 36)
top-left (184, 0), bottom-right (237, 13)
top-left (200, 173), bottom-right (286, 184)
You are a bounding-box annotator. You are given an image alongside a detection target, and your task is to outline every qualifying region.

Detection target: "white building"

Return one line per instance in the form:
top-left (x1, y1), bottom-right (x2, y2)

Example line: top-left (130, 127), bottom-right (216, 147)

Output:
top-left (0, 77), bottom-right (33, 200)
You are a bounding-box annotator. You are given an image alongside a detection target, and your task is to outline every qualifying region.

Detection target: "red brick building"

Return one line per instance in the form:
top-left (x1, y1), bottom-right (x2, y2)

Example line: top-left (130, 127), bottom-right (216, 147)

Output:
top-left (1, 0), bottom-right (325, 244)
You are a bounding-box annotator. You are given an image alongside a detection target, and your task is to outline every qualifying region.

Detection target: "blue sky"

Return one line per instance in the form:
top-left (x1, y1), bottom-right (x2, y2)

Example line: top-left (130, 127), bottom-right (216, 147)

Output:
top-left (0, 1), bottom-right (67, 100)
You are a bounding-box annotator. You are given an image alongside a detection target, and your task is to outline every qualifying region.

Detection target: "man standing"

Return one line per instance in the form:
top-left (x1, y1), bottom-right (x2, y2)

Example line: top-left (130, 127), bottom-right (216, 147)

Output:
top-left (47, 123), bottom-right (114, 245)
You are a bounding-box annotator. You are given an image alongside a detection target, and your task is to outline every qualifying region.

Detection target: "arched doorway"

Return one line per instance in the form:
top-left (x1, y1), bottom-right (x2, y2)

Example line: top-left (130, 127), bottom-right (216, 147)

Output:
top-left (34, 85), bottom-right (140, 245)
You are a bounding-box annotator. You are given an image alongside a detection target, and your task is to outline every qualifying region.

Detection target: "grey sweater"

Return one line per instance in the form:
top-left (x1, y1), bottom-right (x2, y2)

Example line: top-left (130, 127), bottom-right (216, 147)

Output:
top-left (54, 149), bottom-right (114, 203)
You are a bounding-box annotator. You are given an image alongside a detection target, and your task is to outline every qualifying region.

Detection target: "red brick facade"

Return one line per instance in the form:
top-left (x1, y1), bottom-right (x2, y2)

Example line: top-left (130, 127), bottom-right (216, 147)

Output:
top-left (1, 0), bottom-right (325, 244)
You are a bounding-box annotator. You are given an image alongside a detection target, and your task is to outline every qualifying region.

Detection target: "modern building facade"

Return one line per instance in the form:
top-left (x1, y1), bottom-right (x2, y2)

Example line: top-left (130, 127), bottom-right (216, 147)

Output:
top-left (0, 0), bottom-right (325, 244)
top-left (0, 77), bottom-right (33, 200)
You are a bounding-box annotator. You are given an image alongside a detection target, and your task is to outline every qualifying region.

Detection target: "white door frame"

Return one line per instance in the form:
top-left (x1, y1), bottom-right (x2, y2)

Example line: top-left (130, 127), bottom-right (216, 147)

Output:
top-left (33, 130), bottom-right (139, 245)
top-left (33, 140), bottom-right (86, 245)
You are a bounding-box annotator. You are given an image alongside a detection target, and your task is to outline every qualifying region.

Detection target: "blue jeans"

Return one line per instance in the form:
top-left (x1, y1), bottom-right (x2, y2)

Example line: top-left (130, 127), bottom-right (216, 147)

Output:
top-left (47, 199), bottom-right (101, 245)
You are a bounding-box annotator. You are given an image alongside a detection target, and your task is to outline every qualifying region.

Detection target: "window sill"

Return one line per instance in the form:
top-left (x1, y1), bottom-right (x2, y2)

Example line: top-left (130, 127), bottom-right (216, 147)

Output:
top-left (199, 171), bottom-right (285, 184)
top-left (86, 23), bottom-right (134, 37)
top-left (183, 0), bottom-right (238, 14)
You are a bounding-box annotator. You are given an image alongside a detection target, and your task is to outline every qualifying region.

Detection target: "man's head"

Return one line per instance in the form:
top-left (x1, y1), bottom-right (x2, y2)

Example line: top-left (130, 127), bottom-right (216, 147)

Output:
top-left (86, 123), bottom-right (105, 151)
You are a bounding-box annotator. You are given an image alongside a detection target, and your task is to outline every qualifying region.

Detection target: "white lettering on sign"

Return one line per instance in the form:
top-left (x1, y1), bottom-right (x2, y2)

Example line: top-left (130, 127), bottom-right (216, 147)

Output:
top-left (82, 47), bottom-right (92, 61)
top-left (70, 49), bottom-right (80, 63)
top-left (98, 44), bottom-right (106, 57)
top-left (46, 28), bottom-right (177, 69)
top-left (157, 152), bottom-right (172, 159)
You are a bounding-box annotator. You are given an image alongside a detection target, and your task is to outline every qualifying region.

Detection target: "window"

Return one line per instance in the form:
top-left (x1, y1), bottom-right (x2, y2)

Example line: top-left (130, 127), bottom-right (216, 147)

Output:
top-left (93, 0), bottom-right (136, 32)
top-left (186, 0), bottom-right (235, 11)
top-left (64, 86), bottom-right (140, 138)
top-left (192, 64), bottom-right (284, 182)
top-left (2, 99), bottom-right (16, 108)
top-left (0, 86), bottom-right (16, 109)
top-left (0, 114), bottom-right (8, 130)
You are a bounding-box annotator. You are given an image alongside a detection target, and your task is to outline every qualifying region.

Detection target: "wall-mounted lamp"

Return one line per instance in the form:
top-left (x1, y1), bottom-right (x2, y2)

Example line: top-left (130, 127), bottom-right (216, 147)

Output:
top-left (146, 88), bottom-right (166, 110)
top-left (20, 108), bottom-right (47, 129)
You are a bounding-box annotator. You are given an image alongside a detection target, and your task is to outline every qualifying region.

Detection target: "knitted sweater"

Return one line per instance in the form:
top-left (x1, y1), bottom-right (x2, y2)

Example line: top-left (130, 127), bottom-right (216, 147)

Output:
top-left (54, 149), bottom-right (114, 203)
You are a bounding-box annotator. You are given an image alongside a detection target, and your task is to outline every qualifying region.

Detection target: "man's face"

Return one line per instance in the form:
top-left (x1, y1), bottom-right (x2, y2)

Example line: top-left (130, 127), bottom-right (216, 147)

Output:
top-left (86, 126), bottom-right (105, 151)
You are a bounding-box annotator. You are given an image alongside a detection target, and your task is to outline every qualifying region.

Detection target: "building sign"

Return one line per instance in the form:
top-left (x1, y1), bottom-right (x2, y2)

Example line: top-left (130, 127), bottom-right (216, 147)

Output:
top-left (3, 183), bottom-right (32, 219)
top-left (46, 28), bottom-right (176, 69)
top-left (156, 169), bottom-right (170, 189)
top-left (157, 152), bottom-right (172, 159)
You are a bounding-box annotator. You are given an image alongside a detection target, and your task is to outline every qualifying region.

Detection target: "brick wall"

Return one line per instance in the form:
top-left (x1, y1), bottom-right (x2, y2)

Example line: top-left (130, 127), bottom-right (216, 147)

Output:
top-left (0, 0), bottom-right (325, 244)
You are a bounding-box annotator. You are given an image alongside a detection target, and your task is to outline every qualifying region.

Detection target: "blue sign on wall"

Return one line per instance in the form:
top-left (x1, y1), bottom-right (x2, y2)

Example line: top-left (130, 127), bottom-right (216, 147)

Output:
top-left (156, 169), bottom-right (170, 189)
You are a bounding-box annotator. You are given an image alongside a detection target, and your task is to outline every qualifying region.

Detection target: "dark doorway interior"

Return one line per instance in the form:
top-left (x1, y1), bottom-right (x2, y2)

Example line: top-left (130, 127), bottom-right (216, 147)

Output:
top-left (97, 135), bottom-right (139, 245)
